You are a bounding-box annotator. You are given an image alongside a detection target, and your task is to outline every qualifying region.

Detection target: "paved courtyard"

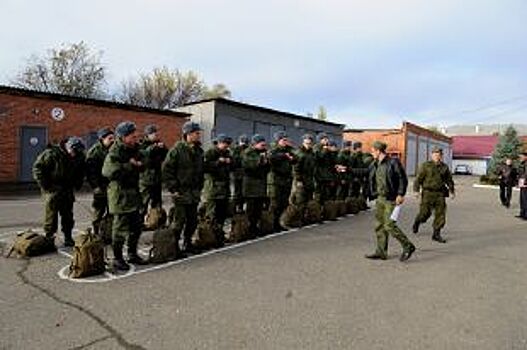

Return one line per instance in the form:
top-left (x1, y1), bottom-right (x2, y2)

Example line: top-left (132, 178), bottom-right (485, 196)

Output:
top-left (1, 176), bottom-right (527, 350)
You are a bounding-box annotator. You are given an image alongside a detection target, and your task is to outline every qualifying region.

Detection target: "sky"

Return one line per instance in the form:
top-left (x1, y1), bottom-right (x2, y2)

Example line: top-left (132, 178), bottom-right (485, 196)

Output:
top-left (1, 0), bottom-right (526, 128)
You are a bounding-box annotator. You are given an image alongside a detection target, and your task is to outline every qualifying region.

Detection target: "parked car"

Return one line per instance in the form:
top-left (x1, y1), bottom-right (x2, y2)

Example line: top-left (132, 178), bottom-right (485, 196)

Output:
top-left (454, 164), bottom-right (472, 175)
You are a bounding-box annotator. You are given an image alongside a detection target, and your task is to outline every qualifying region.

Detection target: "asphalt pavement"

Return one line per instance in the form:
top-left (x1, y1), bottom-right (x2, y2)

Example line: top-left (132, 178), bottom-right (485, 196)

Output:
top-left (1, 176), bottom-right (527, 350)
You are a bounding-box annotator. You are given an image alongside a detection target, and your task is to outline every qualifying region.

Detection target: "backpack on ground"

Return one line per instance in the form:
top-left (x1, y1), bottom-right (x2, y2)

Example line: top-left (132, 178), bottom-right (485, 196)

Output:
top-left (149, 228), bottom-right (178, 264)
top-left (323, 200), bottom-right (339, 221)
top-left (280, 203), bottom-right (303, 228)
top-left (259, 210), bottom-right (275, 235)
top-left (358, 195), bottom-right (368, 211)
top-left (335, 200), bottom-right (347, 217)
top-left (69, 230), bottom-right (105, 278)
top-left (345, 197), bottom-right (360, 215)
top-left (304, 200), bottom-right (322, 224)
top-left (227, 212), bottom-right (250, 243)
top-left (6, 230), bottom-right (56, 258)
top-left (192, 217), bottom-right (218, 250)
top-left (145, 207), bottom-right (167, 231)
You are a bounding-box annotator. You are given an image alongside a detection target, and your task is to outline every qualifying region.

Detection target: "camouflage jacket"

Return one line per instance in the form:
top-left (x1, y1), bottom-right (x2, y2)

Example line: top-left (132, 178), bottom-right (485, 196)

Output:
top-left (293, 146), bottom-right (316, 189)
top-left (414, 161), bottom-right (455, 195)
top-left (139, 139), bottom-right (168, 190)
top-left (86, 141), bottom-right (110, 191)
top-left (33, 144), bottom-right (84, 194)
top-left (314, 148), bottom-right (337, 182)
top-left (269, 144), bottom-right (297, 187)
top-left (102, 140), bottom-right (144, 214)
top-left (162, 141), bottom-right (204, 204)
top-left (203, 147), bottom-right (233, 200)
top-left (242, 147), bottom-right (271, 198)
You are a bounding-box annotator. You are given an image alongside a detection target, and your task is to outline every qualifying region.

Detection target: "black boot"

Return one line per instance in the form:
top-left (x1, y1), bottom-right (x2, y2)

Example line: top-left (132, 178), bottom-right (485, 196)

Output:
top-left (412, 221), bottom-right (420, 234)
top-left (63, 232), bottom-right (75, 247)
top-left (400, 244), bottom-right (416, 262)
top-left (432, 230), bottom-right (447, 243)
top-left (112, 243), bottom-right (130, 271)
top-left (127, 234), bottom-right (147, 265)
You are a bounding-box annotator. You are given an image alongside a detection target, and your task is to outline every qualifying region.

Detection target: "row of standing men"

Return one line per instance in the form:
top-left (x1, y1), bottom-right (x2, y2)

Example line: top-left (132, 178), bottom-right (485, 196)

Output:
top-left (32, 120), bottom-right (374, 271)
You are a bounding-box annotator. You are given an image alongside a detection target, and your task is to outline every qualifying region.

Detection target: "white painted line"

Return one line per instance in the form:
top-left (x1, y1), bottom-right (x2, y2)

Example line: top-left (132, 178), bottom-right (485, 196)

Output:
top-left (473, 184), bottom-right (520, 191)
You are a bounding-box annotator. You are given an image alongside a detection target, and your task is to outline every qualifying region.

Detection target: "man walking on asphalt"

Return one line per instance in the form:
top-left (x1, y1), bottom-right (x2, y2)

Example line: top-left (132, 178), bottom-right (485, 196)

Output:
top-left (365, 141), bottom-right (415, 262)
top-left (516, 152), bottom-right (527, 220)
top-left (496, 157), bottom-right (518, 209)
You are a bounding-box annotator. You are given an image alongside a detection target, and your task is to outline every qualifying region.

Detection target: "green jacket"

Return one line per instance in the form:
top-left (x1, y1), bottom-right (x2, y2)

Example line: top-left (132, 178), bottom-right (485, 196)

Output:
top-left (162, 141), bottom-right (204, 204)
top-left (315, 148), bottom-right (337, 182)
top-left (33, 144), bottom-right (84, 195)
top-left (86, 141), bottom-right (109, 191)
top-left (293, 146), bottom-right (316, 189)
top-left (231, 144), bottom-right (248, 180)
top-left (102, 140), bottom-right (144, 214)
top-left (269, 144), bottom-right (297, 187)
top-left (242, 147), bottom-right (271, 198)
top-left (139, 139), bottom-right (168, 190)
top-left (337, 149), bottom-right (353, 181)
top-left (414, 161), bottom-right (455, 195)
top-left (203, 147), bottom-right (233, 200)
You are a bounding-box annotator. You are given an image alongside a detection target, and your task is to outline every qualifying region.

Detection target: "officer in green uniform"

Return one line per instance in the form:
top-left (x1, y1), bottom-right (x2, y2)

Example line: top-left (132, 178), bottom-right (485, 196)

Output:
top-left (291, 134), bottom-right (316, 208)
top-left (139, 124), bottom-right (168, 220)
top-left (102, 122), bottom-right (147, 270)
top-left (86, 128), bottom-right (114, 237)
top-left (242, 134), bottom-right (271, 237)
top-left (412, 147), bottom-right (455, 243)
top-left (162, 121), bottom-right (204, 254)
top-left (366, 141), bottom-right (415, 261)
top-left (231, 135), bottom-right (250, 213)
top-left (269, 131), bottom-right (297, 232)
top-left (204, 134), bottom-right (233, 246)
top-left (33, 136), bottom-right (86, 247)
top-left (336, 141), bottom-right (353, 200)
top-left (315, 138), bottom-right (338, 204)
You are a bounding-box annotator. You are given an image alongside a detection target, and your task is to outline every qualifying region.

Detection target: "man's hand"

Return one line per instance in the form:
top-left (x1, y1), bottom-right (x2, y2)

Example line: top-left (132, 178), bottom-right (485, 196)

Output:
top-left (130, 158), bottom-right (142, 167)
top-left (395, 195), bottom-right (405, 205)
top-left (414, 192), bottom-right (420, 199)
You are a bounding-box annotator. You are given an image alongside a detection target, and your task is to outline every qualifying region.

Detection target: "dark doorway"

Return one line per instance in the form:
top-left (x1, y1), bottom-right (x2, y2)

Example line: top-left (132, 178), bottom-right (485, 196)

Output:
top-left (19, 126), bottom-right (47, 182)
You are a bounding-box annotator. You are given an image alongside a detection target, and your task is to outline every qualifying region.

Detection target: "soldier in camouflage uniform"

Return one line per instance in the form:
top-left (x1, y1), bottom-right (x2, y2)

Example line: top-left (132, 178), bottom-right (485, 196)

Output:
top-left (291, 134), bottom-right (316, 208)
top-left (517, 152), bottom-right (527, 220)
top-left (204, 134), bottom-right (233, 246)
top-left (242, 134), bottom-right (271, 237)
top-left (412, 147), bottom-right (455, 243)
top-left (162, 121), bottom-right (204, 254)
top-left (315, 139), bottom-right (338, 204)
top-left (86, 128), bottom-right (114, 237)
top-left (33, 137), bottom-right (86, 247)
top-left (366, 141), bottom-right (415, 262)
top-left (351, 141), bottom-right (373, 209)
top-left (336, 141), bottom-right (354, 200)
top-left (139, 124), bottom-right (168, 220)
top-left (231, 135), bottom-right (250, 213)
top-left (102, 122), bottom-right (147, 270)
top-left (269, 131), bottom-right (297, 232)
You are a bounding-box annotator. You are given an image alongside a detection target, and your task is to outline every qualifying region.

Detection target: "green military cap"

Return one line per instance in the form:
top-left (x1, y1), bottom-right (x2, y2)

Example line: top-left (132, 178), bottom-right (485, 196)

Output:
top-left (372, 140), bottom-right (387, 152)
top-left (431, 146), bottom-right (443, 154)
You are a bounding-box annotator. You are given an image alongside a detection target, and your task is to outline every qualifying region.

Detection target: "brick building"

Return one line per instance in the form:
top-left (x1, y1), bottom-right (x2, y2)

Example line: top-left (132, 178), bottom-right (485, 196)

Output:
top-left (343, 122), bottom-right (452, 176)
top-left (0, 86), bottom-right (189, 184)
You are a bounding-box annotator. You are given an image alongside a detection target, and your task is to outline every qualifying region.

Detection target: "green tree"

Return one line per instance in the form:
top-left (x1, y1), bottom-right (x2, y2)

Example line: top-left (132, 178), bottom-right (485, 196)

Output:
top-left (317, 106), bottom-right (328, 121)
top-left (118, 66), bottom-right (230, 109)
top-left (12, 41), bottom-right (107, 99)
top-left (488, 125), bottom-right (523, 175)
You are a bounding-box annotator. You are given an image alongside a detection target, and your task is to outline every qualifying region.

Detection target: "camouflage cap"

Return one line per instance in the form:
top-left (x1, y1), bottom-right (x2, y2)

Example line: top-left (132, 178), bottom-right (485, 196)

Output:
top-left (97, 127), bottom-right (113, 140)
top-left (182, 121), bottom-right (202, 135)
top-left (431, 146), bottom-right (443, 154)
top-left (273, 130), bottom-right (288, 141)
top-left (302, 133), bottom-right (315, 141)
top-left (115, 121), bottom-right (136, 138)
top-left (216, 133), bottom-right (231, 144)
top-left (372, 140), bottom-right (387, 152)
top-left (353, 141), bottom-right (363, 150)
top-left (65, 136), bottom-right (85, 152)
top-left (317, 132), bottom-right (329, 143)
top-left (252, 134), bottom-right (266, 144)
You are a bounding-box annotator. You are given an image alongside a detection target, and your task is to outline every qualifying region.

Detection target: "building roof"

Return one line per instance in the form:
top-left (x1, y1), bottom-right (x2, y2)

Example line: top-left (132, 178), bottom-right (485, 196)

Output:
top-left (452, 135), bottom-right (498, 159)
top-left (0, 85), bottom-right (191, 118)
top-left (181, 97), bottom-right (345, 128)
top-left (344, 121), bottom-right (452, 143)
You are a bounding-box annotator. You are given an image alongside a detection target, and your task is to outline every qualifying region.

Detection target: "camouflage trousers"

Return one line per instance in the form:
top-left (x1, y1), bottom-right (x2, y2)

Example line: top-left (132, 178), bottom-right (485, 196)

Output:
top-left (112, 211), bottom-right (142, 247)
top-left (374, 197), bottom-right (414, 258)
top-left (43, 191), bottom-right (74, 238)
top-left (169, 202), bottom-right (199, 245)
top-left (205, 198), bottom-right (229, 230)
top-left (92, 191), bottom-right (108, 236)
top-left (246, 197), bottom-right (267, 235)
top-left (290, 181), bottom-right (314, 207)
top-left (414, 191), bottom-right (447, 231)
top-left (270, 182), bottom-right (292, 229)
top-left (315, 181), bottom-right (337, 204)
top-left (140, 183), bottom-right (163, 218)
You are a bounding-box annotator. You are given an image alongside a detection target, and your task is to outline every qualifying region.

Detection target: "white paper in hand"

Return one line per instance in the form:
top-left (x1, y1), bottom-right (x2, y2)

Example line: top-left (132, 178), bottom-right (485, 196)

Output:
top-left (390, 205), bottom-right (402, 222)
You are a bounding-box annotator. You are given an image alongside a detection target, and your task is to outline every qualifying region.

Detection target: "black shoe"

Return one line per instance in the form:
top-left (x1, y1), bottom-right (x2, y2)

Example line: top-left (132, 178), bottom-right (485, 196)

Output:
top-left (128, 253), bottom-right (148, 265)
top-left (432, 232), bottom-right (447, 243)
top-left (400, 245), bottom-right (416, 262)
top-left (365, 253), bottom-right (387, 260)
top-left (412, 221), bottom-right (420, 234)
top-left (64, 238), bottom-right (75, 247)
top-left (113, 258), bottom-right (130, 271)
top-left (515, 215), bottom-right (527, 220)
top-left (182, 242), bottom-right (201, 254)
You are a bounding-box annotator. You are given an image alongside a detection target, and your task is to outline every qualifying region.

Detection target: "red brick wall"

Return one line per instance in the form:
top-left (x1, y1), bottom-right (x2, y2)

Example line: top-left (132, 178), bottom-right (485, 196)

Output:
top-left (0, 93), bottom-right (188, 183)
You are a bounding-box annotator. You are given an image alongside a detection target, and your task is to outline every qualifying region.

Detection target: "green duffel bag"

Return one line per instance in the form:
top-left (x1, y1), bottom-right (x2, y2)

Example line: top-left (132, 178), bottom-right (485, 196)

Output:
top-left (145, 207), bottom-right (167, 231)
top-left (259, 210), bottom-right (275, 236)
top-left (323, 201), bottom-right (338, 221)
top-left (227, 212), bottom-right (250, 243)
top-left (149, 228), bottom-right (178, 264)
top-left (69, 230), bottom-right (106, 278)
top-left (346, 197), bottom-right (360, 215)
top-left (280, 203), bottom-right (303, 229)
top-left (192, 217), bottom-right (218, 250)
top-left (358, 195), bottom-right (369, 211)
top-left (304, 200), bottom-right (322, 224)
top-left (335, 200), bottom-right (347, 217)
top-left (6, 230), bottom-right (56, 258)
